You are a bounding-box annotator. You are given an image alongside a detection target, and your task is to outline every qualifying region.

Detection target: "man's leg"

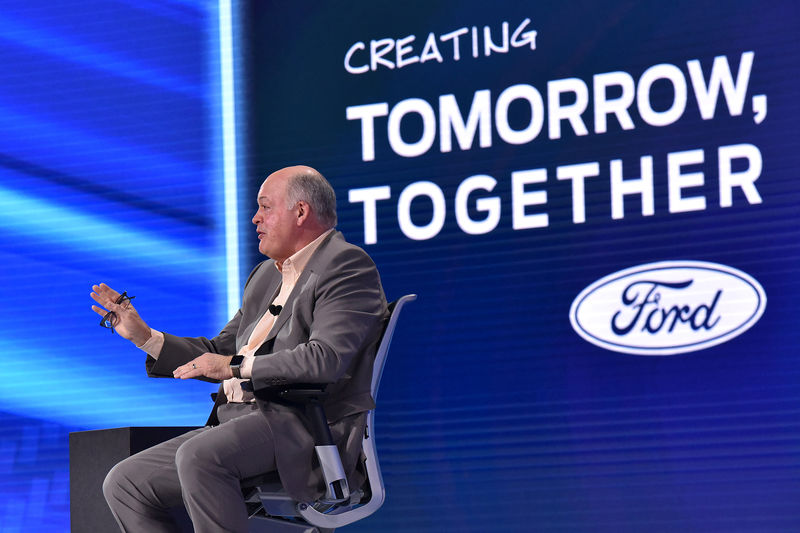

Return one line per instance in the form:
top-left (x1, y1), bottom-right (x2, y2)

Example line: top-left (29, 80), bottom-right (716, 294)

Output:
top-left (103, 427), bottom-right (208, 533)
top-left (175, 410), bottom-right (277, 533)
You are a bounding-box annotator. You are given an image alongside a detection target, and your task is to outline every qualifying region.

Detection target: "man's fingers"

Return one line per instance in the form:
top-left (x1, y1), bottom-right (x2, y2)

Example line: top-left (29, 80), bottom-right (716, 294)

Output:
top-left (173, 361), bottom-right (202, 379)
top-left (98, 282), bottom-right (117, 295)
top-left (90, 292), bottom-right (111, 310)
top-left (91, 283), bottom-right (135, 315)
top-left (91, 283), bottom-right (120, 305)
top-left (91, 304), bottom-right (110, 318)
top-left (90, 296), bottom-right (122, 315)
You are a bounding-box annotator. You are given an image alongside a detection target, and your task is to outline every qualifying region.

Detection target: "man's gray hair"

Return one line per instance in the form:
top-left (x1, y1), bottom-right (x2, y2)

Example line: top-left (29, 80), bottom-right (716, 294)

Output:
top-left (286, 168), bottom-right (338, 228)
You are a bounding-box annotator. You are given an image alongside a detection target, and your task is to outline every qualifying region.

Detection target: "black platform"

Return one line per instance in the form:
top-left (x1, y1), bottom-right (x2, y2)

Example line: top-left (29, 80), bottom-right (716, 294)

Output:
top-left (69, 426), bottom-right (198, 532)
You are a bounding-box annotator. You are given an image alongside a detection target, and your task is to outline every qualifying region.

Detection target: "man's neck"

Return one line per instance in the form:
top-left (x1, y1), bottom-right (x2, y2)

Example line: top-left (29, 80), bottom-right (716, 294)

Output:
top-left (275, 228), bottom-right (333, 271)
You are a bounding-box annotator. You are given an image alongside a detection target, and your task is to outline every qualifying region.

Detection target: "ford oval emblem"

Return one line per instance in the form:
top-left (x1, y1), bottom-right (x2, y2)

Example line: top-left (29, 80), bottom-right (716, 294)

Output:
top-left (569, 261), bottom-right (767, 355)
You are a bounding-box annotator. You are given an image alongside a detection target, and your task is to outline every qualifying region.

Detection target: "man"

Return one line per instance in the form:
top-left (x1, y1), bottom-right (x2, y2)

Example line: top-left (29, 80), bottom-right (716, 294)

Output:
top-left (92, 166), bottom-right (388, 532)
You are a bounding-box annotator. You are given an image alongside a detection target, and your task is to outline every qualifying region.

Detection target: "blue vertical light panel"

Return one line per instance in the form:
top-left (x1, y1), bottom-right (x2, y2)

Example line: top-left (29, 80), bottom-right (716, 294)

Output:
top-left (0, 1), bottom-right (232, 530)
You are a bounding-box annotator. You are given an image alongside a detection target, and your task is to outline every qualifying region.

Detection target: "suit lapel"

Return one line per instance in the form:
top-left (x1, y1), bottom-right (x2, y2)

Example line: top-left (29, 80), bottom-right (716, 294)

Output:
top-left (260, 230), bottom-right (339, 346)
top-left (238, 268), bottom-right (282, 350)
top-left (262, 271), bottom-right (314, 345)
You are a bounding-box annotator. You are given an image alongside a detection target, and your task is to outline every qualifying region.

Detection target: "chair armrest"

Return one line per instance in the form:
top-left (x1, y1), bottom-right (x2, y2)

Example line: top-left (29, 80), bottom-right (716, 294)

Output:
top-left (242, 380), bottom-right (322, 401)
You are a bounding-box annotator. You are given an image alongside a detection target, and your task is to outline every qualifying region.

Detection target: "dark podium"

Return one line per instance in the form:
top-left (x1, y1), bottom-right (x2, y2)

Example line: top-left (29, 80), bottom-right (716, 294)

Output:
top-left (70, 426), bottom-right (198, 532)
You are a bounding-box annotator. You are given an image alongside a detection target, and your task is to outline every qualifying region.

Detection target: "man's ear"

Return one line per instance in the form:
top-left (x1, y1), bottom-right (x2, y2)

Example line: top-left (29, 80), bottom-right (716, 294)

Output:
top-left (296, 201), bottom-right (310, 225)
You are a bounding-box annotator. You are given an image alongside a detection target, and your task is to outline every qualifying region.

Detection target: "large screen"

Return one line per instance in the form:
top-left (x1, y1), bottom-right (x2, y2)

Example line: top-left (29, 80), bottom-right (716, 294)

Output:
top-left (240, 1), bottom-right (800, 531)
top-left (1, 2), bottom-right (798, 532)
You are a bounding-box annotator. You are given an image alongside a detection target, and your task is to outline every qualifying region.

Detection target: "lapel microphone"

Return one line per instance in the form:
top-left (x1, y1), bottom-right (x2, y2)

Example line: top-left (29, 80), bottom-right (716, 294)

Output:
top-left (268, 304), bottom-right (282, 316)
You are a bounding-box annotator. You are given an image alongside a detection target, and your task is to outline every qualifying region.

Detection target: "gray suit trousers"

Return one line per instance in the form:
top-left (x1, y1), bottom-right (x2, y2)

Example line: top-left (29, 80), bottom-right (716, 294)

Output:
top-left (103, 404), bottom-right (276, 533)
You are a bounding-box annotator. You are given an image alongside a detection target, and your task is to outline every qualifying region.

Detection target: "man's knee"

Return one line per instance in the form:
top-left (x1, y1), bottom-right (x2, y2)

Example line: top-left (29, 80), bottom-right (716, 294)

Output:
top-left (175, 435), bottom-right (220, 484)
top-left (103, 457), bottom-right (134, 505)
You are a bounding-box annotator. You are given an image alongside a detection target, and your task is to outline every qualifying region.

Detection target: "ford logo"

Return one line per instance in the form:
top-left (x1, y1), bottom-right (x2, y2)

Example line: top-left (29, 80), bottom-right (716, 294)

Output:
top-left (569, 261), bottom-right (767, 356)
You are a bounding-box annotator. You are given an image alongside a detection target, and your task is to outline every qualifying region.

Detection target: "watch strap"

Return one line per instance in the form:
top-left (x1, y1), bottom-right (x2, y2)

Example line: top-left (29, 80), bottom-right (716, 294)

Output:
top-left (230, 355), bottom-right (245, 379)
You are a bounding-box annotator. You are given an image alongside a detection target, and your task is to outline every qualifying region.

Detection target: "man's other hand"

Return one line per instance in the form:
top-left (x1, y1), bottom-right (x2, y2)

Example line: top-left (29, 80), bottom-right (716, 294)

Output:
top-left (91, 283), bottom-right (152, 346)
top-left (173, 353), bottom-right (234, 381)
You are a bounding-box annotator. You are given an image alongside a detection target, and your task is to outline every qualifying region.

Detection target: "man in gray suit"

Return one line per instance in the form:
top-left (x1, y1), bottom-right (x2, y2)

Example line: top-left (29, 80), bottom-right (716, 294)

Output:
top-left (91, 165), bottom-right (388, 532)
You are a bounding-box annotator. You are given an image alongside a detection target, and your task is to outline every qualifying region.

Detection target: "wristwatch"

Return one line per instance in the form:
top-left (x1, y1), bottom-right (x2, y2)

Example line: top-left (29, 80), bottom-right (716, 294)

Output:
top-left (229, 355), bottom-right (245, 379)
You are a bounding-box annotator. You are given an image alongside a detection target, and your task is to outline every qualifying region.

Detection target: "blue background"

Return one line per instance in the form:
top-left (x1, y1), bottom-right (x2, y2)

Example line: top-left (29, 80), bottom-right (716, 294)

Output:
top-left (1, 1), bottom-right (799, 531)
top-left (0, 1), bottom-right (227, 530)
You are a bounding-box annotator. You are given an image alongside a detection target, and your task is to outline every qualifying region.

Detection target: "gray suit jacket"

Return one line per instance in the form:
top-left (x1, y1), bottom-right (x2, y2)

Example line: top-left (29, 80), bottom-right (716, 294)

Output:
top-left (145, 231), bottom-right (388, 501)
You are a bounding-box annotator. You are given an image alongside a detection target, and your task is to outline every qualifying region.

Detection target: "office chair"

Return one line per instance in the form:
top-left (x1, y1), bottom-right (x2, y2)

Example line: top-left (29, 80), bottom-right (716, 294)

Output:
top-left (244, 294), bottom-right (417, 533)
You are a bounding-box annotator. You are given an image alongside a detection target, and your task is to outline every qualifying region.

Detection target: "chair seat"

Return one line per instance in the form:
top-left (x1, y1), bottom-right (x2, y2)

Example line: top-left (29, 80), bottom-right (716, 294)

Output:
top-left (243, 471), bottom-right (370, 517)
top-left (242, 471), bottom-right (281, 491)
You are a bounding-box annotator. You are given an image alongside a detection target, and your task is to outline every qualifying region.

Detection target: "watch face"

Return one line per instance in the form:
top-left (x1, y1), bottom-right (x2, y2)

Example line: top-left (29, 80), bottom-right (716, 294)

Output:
top-left (230, 355), bottom-right (245, 367)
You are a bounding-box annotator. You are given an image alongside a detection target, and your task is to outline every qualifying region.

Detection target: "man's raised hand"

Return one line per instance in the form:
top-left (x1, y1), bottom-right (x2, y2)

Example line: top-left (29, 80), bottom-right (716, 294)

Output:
top-left (91, 283), bottom-right (152, 346)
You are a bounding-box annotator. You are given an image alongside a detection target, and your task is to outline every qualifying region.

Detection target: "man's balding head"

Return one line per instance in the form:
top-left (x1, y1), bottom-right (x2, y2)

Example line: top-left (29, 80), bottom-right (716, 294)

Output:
top-left (251, 166), bottom-right (337, 265)
top-left (283, 166), bottom-right (337, 229)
